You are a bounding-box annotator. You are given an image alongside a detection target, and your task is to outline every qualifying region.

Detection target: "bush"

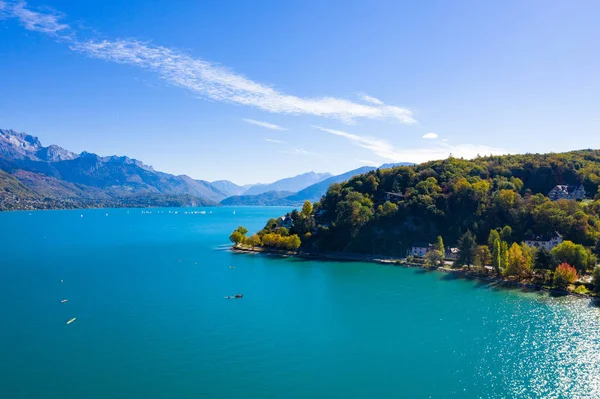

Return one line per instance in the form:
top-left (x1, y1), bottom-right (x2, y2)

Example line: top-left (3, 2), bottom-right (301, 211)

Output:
top-left (573, 285), bottom-right (590, 294)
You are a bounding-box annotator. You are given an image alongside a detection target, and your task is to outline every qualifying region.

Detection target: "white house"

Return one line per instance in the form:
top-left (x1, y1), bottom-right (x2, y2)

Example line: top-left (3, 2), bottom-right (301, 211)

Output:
top-left (524, 231), bottom-right (563, 251)
top-left (410, 243), bottom-right (433, 257)
top-left (548, 185), bottom-right (585, 201)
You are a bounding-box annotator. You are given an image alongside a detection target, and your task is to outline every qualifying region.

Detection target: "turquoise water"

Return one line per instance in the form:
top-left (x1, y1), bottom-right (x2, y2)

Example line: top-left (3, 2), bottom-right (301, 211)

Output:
top-left (1, 207), bottom-right (599, 398)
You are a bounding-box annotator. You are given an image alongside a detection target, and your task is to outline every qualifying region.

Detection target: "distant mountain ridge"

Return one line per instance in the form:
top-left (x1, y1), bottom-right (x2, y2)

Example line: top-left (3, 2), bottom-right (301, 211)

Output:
top-left (0, 128), bottom-right (228, 209)
top-left (0, 128), bottom-right (414, 211)
top-left (243, 171), bottom-right (332, 196)
top-left (220, 163), bottom-right (416, 206)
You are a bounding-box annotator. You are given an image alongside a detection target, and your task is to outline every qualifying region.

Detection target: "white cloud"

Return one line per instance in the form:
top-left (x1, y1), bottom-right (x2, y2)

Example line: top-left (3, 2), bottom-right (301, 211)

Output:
top-left (313, 125), bottom-right (507, 163)
top-left (360, 94), bottom-right (384, 105)
top-left (67, 39), bottom-right (417, 124)
top-left (265, 138), bottom-right (285, 144)
top-left (3, 2), bottom-right (416, 124)
top-left (242, 118), bottom-right (287, 131)
top-left (422, 132), bottom-right (438, 139)
top-left (5, 1), bottom-right (68, 34)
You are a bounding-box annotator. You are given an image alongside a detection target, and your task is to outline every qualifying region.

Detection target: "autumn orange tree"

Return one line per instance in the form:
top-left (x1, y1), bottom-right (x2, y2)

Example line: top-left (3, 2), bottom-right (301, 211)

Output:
top-left (553, 263), bottom-right (578, 289)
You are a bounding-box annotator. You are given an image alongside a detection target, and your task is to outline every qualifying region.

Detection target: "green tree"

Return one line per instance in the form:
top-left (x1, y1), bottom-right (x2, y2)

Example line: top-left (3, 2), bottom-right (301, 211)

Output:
top-left (592, 266), bottom-right (600, 293)
top-left (488, 230), bottom-right (500, 252)
top-left (289, 234), bottom-right (301, 250)
top-left (534, 248), bottom-right (557, 270)
top-left (247, 234), bottom-right (261, 249)
top-left (474, 245), bottom-right (492, 272)
top-left (520, 243), bottom-right (535, 275)
top-left (492, 239), bottom-right (502, 276)
top-left (229, 230), bottom-right (245, 246)
top-left (278, 227), bottom-right (289, 236)
top-left (424, 248), bottom-right (444, 268)
top-left (553, 263), bottom-right (578, 289)
top-left (500, 241), bottom-right (509, 270)
top-left (456, 230), bottom-right (477, 269)
top-left (377, 201), bottom-right (398, 217)
top-left (435, 236), bottom-right (444, 252)
top-left (301, 201), bottom-right (313, 217)
top-left (500, 225), bottom-right (512, 242)
top-left (504, 242), bottom-right (527, 278)
top-left (551, 240), bottom-right (595, 274)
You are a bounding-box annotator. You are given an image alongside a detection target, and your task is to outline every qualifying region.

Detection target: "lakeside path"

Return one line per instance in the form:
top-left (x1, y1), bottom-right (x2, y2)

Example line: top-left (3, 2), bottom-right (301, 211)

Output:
top-left (231, 246), bottom-right (599, 300)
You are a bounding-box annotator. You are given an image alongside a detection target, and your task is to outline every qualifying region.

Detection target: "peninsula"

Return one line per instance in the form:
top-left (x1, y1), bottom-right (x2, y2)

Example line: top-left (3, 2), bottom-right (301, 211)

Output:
top-left (231, 150), bottom-right (600, 295)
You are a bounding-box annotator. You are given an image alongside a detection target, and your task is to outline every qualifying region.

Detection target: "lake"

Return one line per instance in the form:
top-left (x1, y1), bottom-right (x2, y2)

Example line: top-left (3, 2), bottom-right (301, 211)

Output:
top-left (1, 206), bottom-right (599, 398)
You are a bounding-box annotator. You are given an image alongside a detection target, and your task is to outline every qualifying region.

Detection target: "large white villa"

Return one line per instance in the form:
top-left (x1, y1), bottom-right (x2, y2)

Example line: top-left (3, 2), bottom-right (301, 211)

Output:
top-left (523, 231), bottom-right (564, 251)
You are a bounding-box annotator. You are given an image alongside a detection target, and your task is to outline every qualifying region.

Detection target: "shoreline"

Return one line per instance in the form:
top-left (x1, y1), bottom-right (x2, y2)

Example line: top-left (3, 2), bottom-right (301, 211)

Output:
top-left (231, 246), bottom-right (599, 300)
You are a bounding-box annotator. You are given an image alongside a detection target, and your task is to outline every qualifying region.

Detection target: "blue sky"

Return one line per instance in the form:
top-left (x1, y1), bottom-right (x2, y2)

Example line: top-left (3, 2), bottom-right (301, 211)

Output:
top-left (1, 0), bottom-right (599, 184)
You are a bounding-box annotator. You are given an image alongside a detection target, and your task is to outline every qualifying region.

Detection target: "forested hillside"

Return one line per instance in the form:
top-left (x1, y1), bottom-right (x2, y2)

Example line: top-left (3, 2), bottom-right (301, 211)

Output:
top-left (306, 150), bottom-right (600, 254)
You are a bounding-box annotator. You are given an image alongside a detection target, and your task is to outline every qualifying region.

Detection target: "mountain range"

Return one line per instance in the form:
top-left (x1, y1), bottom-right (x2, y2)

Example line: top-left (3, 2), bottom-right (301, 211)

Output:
top-left (0, 128), bottom-right (412, 210)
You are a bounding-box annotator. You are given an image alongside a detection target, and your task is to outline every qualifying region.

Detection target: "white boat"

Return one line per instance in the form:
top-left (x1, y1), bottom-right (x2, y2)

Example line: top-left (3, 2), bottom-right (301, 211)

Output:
top-left (60, 299), bottom-right (68, 303)
top-left (66, 317), bottom-right (76, 324)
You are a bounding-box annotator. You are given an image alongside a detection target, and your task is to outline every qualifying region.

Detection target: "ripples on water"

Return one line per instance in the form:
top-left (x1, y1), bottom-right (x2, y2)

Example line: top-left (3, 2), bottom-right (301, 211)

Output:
top-left (480, 295), bottom-right (600, 398)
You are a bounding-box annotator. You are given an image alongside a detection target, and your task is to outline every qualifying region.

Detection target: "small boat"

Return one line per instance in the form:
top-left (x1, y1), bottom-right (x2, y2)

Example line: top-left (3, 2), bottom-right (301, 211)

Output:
top-left (233, 210), bottom-right (236, 215)
top-left (80, 214), bottom-right (83, 218)
top-left (235, 294), bottom-right (243, 298)
top-left (66, 317), bottom-right (76, 324)
top-left (105, 213), bottom-right (109, 216)
top-left (60, 279), bottom-right (64, 283)
top-left (60, 299), bottom-right (68, 303)
top-left (224, 296), bottom-right (233, 299)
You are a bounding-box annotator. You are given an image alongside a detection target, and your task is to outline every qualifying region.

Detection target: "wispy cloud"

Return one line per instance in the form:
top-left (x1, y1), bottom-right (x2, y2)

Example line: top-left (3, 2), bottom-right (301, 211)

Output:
top-left (280, 148), bottom-right (327, 157)
top-left (242, 118), bottom-right (287, 131)
top-left (313, 125), bottom-right (507, 163)
top-left (359, 94), bottom-right (384, 105)
top-left (312, 125), bottom-right (401, 160)
top-left (355, 159), bottom-right (379, 166)
top-left (68, 39), bottom-right (416, 124)
top-left (3, 1), bottom-right (68, 34)
top-left (2, 1), bottom-right (417, 124)
top-left (265, 138), bottom-right (285, 144)
top-left (422, 132), bottom-right (438, 139)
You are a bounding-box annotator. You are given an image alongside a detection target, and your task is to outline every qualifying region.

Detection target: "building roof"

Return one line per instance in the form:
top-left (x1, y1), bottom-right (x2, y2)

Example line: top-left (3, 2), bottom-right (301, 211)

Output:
top-left (524, 231), bottom-right (562, 242)
top-left (549, 184), bottom-right (584, 193)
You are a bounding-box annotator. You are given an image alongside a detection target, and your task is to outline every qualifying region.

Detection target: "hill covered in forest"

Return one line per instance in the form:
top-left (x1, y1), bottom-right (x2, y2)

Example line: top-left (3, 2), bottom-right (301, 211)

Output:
top-left (307, 150), bottom-right (600, 254)
top-left (244, 150), bottom-right (600, 257)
